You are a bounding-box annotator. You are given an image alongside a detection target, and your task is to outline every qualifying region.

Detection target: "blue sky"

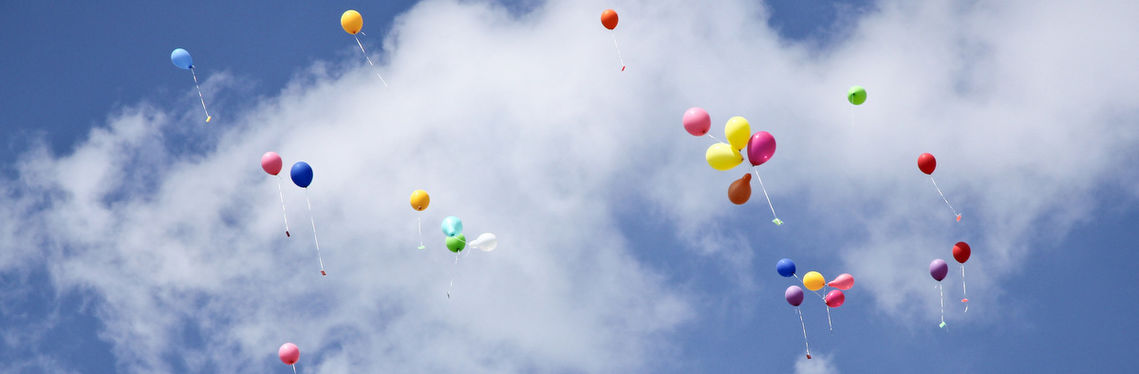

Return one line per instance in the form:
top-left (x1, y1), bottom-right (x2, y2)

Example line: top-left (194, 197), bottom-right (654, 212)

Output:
top-left (1, 0), bottom-right (1137, 373)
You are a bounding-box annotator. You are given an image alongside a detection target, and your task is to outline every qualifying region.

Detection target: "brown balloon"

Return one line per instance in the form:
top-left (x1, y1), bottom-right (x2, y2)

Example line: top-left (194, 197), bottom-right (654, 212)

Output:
top-left (728, 173), bottom-right (752, 205)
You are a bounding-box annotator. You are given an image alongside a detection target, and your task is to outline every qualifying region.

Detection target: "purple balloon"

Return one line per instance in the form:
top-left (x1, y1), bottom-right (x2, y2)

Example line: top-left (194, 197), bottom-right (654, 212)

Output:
top-left (785, 285), bottom-right (804, 306)
top-left (747, 131), bottom-right (776, 166)
top-left (930, 259), bottom-right (948, 281)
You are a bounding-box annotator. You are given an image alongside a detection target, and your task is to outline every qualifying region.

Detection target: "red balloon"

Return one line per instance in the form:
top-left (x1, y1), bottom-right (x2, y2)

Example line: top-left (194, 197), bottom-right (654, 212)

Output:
top-left (601, 9), bottom-right (618, 30)
top-left (825, 290), bottom-right (845, 308)
top-left (917, 153), bottom-right (936, 175)
top-left (953, 241), bottom-right (971, 263)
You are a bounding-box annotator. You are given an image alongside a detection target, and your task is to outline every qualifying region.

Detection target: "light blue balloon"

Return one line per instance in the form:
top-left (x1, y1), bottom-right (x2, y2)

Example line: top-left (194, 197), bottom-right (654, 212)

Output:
top-left (441, 216), bottom-right (463, 237)
top-left (171, 48), bottom-right (193, 70)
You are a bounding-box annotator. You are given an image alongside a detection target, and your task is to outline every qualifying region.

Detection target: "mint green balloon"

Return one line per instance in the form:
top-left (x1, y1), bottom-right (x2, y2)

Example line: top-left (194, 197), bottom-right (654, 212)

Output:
top-left (848, 86), bottom-right (867, 105)
top-left (446, 234), bottom-right (467, 253)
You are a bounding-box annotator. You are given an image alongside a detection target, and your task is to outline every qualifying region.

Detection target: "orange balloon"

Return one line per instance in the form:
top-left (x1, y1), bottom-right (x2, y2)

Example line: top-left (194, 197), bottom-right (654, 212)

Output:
top-left (728, 173), bottom-right (752, 205)
top-left (601, 9), bottom-right (618, 30)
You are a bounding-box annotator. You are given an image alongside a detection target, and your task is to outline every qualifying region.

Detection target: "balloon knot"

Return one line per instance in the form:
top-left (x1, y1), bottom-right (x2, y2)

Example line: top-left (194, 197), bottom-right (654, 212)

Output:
top-left (320, 270), bottom-right (327, 276)
top-left (772, 218), bottom-right (784, 226)
top-left (961, 298), bottom-right (969, 303)
top-left (806, 354), bottom-right (811, 359)
top-left (206, 116), bottom-right (212, 123)
top-left (955, 214), bottom-right (962, 222)
top-left (285, 231), bottom-right (290, 237)
top-left (621, 66), bottom-right (626, 71)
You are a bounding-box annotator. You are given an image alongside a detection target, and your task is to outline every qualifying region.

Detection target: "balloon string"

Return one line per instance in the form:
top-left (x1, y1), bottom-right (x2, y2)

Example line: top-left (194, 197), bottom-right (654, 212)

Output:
top-left (416, 216), bottom-right (425, 249)
top-left (797, 307), bottom-right (811, 359)
top-left (353, 35), bottom-right (390, 87)
top-left (189, 67), bottom-right (212, 123)
top-left (929, 176), bottom-right (960, 219)
top-left (706, 134), bottom-right (723, 144)
top-left (938, 283), bottom-right (945, 328)
top-left (292, 364), bottom-right (297, 374)
top-left (825, 305), bottom-right (833, 332)
top-left (276, 176), bottom-right (290, 237)
top-left (446, 252), bottom-right (461, 298)
top-left (305, 189), bottom-right (326, 276)
top-left (610, 32), bottom-right (626, 71)
top-left (753, 167), bottom-right (781, 225)
top-left (961, 264), bottom-right (968, 312)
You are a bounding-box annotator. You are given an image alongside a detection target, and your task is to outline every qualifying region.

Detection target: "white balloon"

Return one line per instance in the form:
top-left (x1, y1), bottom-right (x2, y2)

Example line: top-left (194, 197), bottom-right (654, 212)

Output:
top-left (470, 233), bottom-right (497, 252)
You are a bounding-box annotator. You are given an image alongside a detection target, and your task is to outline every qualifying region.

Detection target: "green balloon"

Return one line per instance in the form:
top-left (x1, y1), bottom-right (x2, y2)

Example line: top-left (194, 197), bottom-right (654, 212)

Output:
top-left (848, 86), bottom-right (867, 105)
top-left (446, 234), bottom-right (467, 253)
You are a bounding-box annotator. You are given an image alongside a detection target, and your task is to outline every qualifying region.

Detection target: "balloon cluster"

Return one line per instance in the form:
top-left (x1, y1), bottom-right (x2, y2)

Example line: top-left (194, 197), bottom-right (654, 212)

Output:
top-left (683, 107), bottom-right (783, 225)
top-left (440, 215), bottom-right (497, 253)
top-left (776, 258), bottom-right (856, 359)
top-left (930, 241), bottom-right (972, 327)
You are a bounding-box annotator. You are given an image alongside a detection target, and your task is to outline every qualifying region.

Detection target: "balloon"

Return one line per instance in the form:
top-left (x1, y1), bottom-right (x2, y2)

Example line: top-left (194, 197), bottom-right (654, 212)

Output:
top-left (827, 273), bottom-right (854, 290)
top-left (825, 290), bottom-right (846, 307)
top-left (785, 285), bottom-right (804, 307)
top-left (410, 190), bottom-right (430, 211)
top-left (470, 233), bottom-right (497, 252)
top-left (953, 241), bottom-right (971, 263)
top-left (930, 259), bottom-right (948, 281)
top-left (918, 153), bottom-right (936, 175)
top-left (441, 216), bottom-right (463, 237)
top-left (261, 152), bottom-right (282, 176)
top-left (600, 9), bottom-right (618, 30)
top-left (170, 48), bottom-right (192, 70)
top-left (278, 343), bottom-right (299, 365)
top-left (746, 131), bottom-right (776, 166)
top-left (776, 258), bottom-right (796, 277)
top-left (803, 271), bottom-right (825, 291)
top-left (290, 162), bottom-right (313, 188)
top-left (848, 86), bottom-right (867, 105)
top-left (705, 143), bottom-right (743, 171)
top-left (682, 107), bottom-right (711, 136)
top-left (341, 10), bottom-right (363, 34)
top-left (728, 173), bottom-right (752, 204)
top-left (446, 234), bottom-right (467, 253)
top-left (725, 116), bottom-right (751, 151)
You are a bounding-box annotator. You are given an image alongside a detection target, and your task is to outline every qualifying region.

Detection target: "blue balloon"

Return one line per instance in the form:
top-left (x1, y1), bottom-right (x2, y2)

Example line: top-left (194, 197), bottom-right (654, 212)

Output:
top-left (441, 216), bottom-right (463, 237)
top-left (290, 162), bottom-right (313, 188)
top-left (776, 258), bottom-right (796, 277)
top-left (171, 48), bottom-right (193, 70)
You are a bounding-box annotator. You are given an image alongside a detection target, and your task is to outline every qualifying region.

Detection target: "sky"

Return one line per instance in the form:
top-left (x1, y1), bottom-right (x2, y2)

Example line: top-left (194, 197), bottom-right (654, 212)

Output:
top-left (1, 0), bottom-right (1137, 373)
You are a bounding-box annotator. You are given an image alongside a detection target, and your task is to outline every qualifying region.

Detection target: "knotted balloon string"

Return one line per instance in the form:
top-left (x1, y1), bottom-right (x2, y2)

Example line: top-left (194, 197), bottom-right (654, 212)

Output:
top-left (189, 67), bottom-right (212, 123)
top-left (796, 307), bottom-right (811, 359)
top-left (416, 216), bottom-right (425, 250)
top-left (937, 283), bottom-right (946, 328)
top-left (276, 175), bottom-right (290, 237)
top-left (305, 189), bottom-right (326, 276)
top-left (292, 364), bottom-right (297, 374)
top-left (928, 175), bottom-right (961, 222)
top-left (353, 34), bottom-right (389, 87)
top-left (753, 167), bottom-right (783, 226)
top-left (610, 32), bottom-right (626, 71)
top-left (961, 265), bottom-right (969, 312)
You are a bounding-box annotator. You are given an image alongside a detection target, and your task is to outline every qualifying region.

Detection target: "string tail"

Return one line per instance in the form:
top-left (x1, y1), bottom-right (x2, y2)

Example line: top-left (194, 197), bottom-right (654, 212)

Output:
top-left (826, 306), bottom-right (833, 332)
top-left (797, 308), bottom-right (811, 359)
top-left (929, 176), bottom-right (961, 222)
top-left (276, 176), bottom-right (290, 237)
top-left (189, 67), bottom-right (212, 123)
top-left (292, 364), bottom-right (297, 374)
top-left (938, 283), bottom-right (946, 328)
top-left (610, 32), bottom-right (626, 71)
top-left (305, 190), bottom-right (326, 276)
top-left (354, 35), bottom-right (389, 87)
top-left (753, 167), bottom-right (783, 225)
top-left (416, 216), bottom-right (425, 249)
top-left (961, 264), bottom-right (969, 312)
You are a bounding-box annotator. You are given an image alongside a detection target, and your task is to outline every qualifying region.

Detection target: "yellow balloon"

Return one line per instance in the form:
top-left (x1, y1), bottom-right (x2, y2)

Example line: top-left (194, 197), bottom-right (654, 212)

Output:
top-left (706, 143), bottom-right (743, 171)
top-left (410, 190), bottom-right (430, 211)
top-left (341, 10), bottom-right (363, 35)
top-left (803, 271), bottom-right (826, 291)
top-left (725, 116), bottom-right (751, 151)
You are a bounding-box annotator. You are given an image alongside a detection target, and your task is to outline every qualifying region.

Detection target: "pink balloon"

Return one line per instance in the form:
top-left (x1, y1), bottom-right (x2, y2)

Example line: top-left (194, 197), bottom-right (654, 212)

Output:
top-left (827, 273), bottom-right (854, 290)
top-left (682, 107), bottom-right (711, 136)
top-left (278, 342), bottom-right (299, 365)
top-left (825, 290), bottom-right (845, 308)
top-left (746, 131), bottom-right (776, 166)
top-left (262, 152), bottom-right (283, 176)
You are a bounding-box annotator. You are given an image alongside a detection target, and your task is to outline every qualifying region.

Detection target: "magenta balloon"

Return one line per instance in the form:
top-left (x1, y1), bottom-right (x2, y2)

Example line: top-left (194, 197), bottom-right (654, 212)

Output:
top-left (785, 285), bottom-right (804, 306)
top-left (827, 273), bottom-right (854, 290)
top-left (261, 152), bottom-right (283, 176)
top-left (682, 107), bottom-right (711, 136)
top-left (746, 131), bottom-right (776, 166)
top-left (929, 259), bottom-right (949, 281)
top-left (825, 290), bottom-right (846, 307)
top-left (278, 342), bottom-right (299, 365)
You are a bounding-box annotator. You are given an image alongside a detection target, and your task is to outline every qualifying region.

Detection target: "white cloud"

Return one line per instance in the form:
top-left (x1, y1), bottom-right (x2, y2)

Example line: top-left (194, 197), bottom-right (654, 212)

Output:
top-left (2, 0), bottom-right (1138, 372)
top-left (795, 353), bottom-right (839, 374)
